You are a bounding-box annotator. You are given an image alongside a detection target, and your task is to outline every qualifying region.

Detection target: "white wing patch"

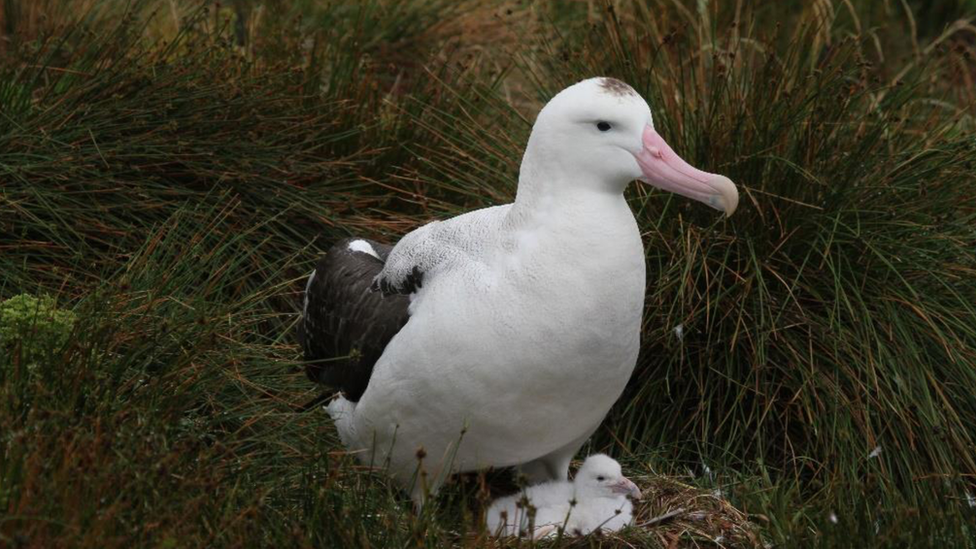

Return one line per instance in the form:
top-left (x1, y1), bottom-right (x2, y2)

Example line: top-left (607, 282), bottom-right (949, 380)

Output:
top-left (303, 269), bottom-right (316, 316)
top-left (347, 239), bottom-right (381, 259)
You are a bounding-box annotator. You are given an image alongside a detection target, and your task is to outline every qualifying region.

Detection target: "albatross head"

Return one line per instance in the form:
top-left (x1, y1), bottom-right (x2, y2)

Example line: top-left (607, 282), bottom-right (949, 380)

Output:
top-left (574, 454), bottom-right (642, 500)
top-left (522, 77), bottom-right (738, 216)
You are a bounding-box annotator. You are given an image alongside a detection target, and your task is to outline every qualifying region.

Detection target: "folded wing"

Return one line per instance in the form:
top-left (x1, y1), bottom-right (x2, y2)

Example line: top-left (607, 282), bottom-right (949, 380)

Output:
top-left (299, 238), bottom-right (410, 401)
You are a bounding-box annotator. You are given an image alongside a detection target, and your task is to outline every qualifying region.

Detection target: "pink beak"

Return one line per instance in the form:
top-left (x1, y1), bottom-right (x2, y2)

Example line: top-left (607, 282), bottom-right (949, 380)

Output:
top-left (611, 477), bottom-right (643, 500)
top-left (635, 126), bottom-right (738, 216)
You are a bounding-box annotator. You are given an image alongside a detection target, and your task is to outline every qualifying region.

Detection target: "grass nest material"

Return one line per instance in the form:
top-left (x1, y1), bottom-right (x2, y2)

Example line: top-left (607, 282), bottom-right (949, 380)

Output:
top-left (631, 475), bottom-right (763, 548)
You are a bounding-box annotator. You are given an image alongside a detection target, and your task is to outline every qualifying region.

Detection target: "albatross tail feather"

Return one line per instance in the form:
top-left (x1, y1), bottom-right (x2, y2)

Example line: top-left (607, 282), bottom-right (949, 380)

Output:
top-left (326, 394), bottom-right (358, 448)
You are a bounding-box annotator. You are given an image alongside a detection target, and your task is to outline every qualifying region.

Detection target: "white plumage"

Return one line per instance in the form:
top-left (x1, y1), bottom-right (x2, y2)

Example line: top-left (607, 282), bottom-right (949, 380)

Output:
top-left (486, 454), bottom-right (641, 538)
top-left (318, 77), bottom-right (738, 502)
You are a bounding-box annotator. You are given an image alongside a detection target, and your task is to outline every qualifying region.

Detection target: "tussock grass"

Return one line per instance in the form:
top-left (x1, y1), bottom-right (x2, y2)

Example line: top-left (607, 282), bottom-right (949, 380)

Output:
top-left (2, 0), bottom-right (976, 547)
top-left (561, 0), bottom-right (976, 495)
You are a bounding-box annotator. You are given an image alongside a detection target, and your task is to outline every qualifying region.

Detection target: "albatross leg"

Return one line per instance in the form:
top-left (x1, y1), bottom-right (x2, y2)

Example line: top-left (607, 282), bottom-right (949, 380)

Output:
top-left (515, 460), bottom-right (554, 485)
top-left (516, 423), bottom-right (602, 484)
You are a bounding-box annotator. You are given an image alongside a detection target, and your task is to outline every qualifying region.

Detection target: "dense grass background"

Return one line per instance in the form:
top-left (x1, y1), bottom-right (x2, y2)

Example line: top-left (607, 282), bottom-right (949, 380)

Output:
top-left (2, 0), bottom-right (976, 547)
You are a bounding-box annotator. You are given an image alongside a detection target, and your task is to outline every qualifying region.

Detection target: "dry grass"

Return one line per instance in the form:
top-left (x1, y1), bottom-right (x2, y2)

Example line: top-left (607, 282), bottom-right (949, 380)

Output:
top-left (630, 474), bottom-right (764, 548)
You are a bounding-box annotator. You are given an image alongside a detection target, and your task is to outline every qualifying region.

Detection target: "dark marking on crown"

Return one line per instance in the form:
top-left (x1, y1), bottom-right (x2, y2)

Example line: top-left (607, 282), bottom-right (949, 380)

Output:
top-left (599, 77), bottom-right (637, 97)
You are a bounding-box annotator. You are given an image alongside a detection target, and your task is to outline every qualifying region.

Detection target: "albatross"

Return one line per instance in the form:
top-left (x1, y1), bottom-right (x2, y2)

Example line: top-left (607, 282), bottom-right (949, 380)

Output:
top-left (300, 77), bottom-right (737, 503)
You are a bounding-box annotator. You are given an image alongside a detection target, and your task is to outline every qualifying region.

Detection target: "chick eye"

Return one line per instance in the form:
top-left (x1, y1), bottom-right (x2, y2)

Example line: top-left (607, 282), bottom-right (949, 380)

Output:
top-left (596, 476), bottom-right (606, 481)
top-left (596, 121), bottom-right (612, 132)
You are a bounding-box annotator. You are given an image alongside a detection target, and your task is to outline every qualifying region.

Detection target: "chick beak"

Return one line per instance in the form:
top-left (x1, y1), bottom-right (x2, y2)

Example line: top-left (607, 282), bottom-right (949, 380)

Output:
top-left (611, 477), bottom-right (643, 500)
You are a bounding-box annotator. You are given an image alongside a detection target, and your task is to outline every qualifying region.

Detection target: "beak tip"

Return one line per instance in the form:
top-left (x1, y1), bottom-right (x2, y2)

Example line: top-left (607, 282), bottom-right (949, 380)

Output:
top-left (708, 174), bottom-right (738, 216)
top-left (624, 479), bottom-right (642, 500)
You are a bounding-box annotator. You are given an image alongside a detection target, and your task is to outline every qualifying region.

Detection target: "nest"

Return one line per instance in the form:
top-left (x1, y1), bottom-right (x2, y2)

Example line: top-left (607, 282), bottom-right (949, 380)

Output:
top-left (624, 474), bottom-right (765, 548)
top-left (476, 469), bottom-right (765, 548)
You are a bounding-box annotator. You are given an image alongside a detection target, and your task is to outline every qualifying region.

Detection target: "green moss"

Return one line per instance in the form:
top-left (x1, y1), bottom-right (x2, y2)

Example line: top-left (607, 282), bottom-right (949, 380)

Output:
top-left (0, 294), bottom-right (77, 373)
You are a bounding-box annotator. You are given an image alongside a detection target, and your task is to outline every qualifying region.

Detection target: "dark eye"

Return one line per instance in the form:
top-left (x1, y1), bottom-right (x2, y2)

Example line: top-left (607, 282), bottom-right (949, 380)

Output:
top-left (596, 476), bottom-right (606, 481)
top-left (597, 121), bottom-right (612, 132)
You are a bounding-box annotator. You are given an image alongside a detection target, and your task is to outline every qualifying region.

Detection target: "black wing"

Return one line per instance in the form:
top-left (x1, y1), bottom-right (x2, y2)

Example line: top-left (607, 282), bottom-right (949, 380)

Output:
top-left (299, 238), bottom-right (411, 402)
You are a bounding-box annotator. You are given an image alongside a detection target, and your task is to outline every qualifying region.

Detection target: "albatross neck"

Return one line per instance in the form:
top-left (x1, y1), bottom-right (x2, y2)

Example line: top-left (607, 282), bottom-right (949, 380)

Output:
top-left (506, 147), bottom-right (633, 230)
